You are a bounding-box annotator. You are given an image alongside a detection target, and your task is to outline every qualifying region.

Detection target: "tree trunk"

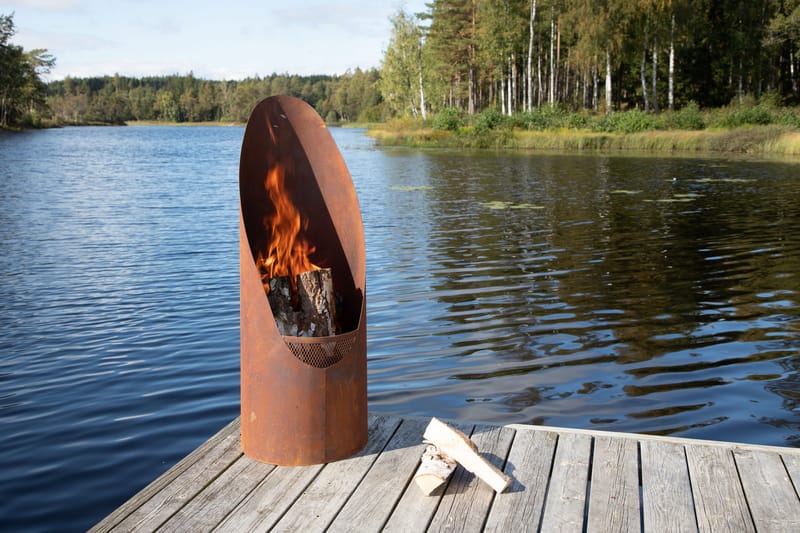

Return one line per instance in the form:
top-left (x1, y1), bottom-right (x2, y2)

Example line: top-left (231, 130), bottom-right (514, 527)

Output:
top-left (549, 8), bottom-right (555, 105)
top-left (501, 76), bottom-right (507, 115)
top-left (418, 43), bottom-right (426, 120)
top-left (527, 0), bottom-right (536, 112)
top-left (592, 59), bottom-right (599, 113)
top-left (511, 53), bottom-right (517, 115)
top-left (652, 36), bottom-right (660, 113)
top-left (556, 15), bottom-right (561, 103)
top-left (537, 45), bottom-right (543, 108)
top-left (668, 12), bottom-right (675, 111)
top-left (605, 49), bottom-right (612, 114)
top-left (641, 26), bottom-right (650, 112)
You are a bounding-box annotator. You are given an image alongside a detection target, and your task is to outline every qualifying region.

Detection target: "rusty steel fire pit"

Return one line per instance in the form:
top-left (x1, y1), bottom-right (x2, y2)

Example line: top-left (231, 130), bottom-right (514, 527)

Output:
top-left (239, 95), bottom-right (367, 465)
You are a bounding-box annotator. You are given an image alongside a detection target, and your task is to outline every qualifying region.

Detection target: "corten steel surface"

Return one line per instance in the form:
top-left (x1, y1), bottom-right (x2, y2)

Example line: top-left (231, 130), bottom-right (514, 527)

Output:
top-left (239, 95), bottom-right (367, 465)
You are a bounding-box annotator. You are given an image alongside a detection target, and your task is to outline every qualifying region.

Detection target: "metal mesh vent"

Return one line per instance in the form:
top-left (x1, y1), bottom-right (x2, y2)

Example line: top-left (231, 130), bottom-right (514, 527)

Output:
top-left (283, 329), bottom-right (358, 369)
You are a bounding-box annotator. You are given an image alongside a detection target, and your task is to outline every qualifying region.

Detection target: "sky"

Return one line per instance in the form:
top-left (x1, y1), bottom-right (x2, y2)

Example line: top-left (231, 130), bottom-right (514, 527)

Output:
top-left (3, 0), bottom-right (429, 81)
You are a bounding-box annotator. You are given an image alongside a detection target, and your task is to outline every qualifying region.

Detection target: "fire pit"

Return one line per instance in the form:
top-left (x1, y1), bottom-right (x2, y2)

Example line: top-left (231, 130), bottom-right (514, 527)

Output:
top-left (239, 95), bottom-right (367, 465)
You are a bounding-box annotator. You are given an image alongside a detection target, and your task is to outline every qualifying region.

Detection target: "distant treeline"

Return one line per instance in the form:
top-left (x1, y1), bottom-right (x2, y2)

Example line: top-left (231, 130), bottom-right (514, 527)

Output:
top-left (45, 69), bottom-right (384, 125)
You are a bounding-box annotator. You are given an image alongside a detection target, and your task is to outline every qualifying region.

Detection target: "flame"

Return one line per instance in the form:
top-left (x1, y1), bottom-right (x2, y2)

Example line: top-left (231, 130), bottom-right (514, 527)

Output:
top-left (256, 164), bottom-right (318, 291)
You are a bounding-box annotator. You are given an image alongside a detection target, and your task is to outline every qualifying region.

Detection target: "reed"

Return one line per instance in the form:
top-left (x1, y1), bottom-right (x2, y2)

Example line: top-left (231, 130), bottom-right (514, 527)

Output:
top-left (369, 123), bottom-right (800, 157)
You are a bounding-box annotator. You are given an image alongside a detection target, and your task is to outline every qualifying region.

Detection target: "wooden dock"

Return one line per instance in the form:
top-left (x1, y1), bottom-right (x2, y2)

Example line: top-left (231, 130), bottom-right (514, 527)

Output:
top-left (92, 413), bottom-right (800, 532)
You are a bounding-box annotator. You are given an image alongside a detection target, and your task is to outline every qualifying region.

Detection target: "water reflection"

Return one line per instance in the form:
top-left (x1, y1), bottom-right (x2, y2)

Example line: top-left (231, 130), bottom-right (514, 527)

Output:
top-left (364, 148), bottom-right (800, 446)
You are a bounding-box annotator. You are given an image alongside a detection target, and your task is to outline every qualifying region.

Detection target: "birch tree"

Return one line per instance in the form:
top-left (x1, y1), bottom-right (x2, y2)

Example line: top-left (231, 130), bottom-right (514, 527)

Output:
top-left (380, 9), bottom-right (426, 118)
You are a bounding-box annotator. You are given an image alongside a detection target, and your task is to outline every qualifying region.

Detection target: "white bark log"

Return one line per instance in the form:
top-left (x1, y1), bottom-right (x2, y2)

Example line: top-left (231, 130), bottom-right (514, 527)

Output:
top-left (421, 418), bottom-right (511, 494)
top-left (414, 444), bottom-right (458, 495)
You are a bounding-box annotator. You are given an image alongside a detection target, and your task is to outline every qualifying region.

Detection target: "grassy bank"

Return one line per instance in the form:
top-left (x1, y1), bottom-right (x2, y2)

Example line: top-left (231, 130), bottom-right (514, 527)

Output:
top-left (368, 104), bottom-right (800, 157)
top-left (369, 124), bottom-right (800, 157)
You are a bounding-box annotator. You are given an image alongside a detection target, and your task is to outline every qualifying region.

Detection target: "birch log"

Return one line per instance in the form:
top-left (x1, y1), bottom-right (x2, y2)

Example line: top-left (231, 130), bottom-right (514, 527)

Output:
top-left (419, 418), bottom-right (511, 494)
top-left (414, 444), bottom-right (458, 495)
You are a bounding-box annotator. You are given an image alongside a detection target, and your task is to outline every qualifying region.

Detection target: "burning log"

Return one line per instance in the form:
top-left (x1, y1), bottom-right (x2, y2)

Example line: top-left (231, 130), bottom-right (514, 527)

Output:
top-left (265, 267), bottom-right (339, 337)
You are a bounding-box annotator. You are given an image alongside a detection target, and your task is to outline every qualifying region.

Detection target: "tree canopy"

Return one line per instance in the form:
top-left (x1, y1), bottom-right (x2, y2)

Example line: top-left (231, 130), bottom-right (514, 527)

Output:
top-left (380, 0), bottom-right (800, 118)
top-left (44, 70), bottom-right (384, 126)
top-left (5, 2), bottom-right (800, 129)
top-left (1, 13), bottom-right (55, 128)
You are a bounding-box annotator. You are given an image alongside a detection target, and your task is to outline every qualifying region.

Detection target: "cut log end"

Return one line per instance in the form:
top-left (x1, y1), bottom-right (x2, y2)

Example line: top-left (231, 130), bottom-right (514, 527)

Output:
top-left (414, 443), bottom-right (458, 495)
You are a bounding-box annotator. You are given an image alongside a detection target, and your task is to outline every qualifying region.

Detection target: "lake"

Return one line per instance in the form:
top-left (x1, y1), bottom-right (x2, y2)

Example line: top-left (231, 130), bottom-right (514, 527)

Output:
top-left (1, 125), bottom-right (798, 532)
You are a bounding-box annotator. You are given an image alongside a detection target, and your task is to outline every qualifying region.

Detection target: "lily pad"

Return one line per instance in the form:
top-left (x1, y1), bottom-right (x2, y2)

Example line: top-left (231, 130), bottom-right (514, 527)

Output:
top-left (692, 178), bottom-right (755, 184)
top-left (480, 201), bottom-right (545, 210)
top-left (609, 189), bottom-right (643, 195)
top-left (391, 185), bottom-right (434, 192)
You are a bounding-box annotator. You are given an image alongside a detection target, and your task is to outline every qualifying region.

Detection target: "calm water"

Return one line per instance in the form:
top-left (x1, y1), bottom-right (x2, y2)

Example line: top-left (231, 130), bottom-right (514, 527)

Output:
top-left (1, 126), bottom-right (798, 531)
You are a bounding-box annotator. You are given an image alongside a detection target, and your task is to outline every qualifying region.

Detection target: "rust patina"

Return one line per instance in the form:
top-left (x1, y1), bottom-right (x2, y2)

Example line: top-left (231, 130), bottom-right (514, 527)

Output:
top-left (239, 95), bottom-right (367, 465)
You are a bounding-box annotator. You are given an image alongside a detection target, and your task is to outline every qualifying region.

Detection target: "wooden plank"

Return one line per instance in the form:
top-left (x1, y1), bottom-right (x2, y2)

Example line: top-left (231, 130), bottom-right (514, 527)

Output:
top-left (382, 422), bottom-right (475, 533)
top-left (102, 419), bottom-right (242, 532)
top-left (640, 440), bottom-right (698, 533)
top-left (506, 421), bottom-right (800, 456)
top-left (733, 448), bottom-right (800, 531)
top-left (686, 444), bottom-right (754, 533)
top-left (327, 417), bottom-right (428, 533)
top-left (270, 414), bottom-right (402, 532)
top-left (586, 435), bottom-right (641, 532)
top-left (89, 417), bottom-right (241, 532)
top-left (539, 432), bottom-right (592, 533)
top-left (483, 428), bottom-right (558, 533)
top-left (158, 455), bottom-right (273, 532)
top-left (214, 462), bottom-right (324, 531)
top-left (427, 425), bottom-right (516, 533)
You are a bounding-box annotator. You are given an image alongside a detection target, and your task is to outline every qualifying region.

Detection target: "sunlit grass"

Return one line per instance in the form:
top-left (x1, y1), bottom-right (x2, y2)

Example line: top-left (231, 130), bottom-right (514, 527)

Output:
top-left (369, 122), bottom-right (800, 158)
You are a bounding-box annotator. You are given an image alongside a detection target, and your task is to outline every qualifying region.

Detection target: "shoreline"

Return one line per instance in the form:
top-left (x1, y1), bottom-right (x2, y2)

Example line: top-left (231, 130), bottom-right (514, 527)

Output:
top-left (367, 124), bottom-right (800, 159)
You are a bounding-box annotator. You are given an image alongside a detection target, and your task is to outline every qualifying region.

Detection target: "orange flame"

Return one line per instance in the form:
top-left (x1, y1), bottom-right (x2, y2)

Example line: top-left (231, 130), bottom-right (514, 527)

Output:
top-left (256, 164), bottom-right (318, 290)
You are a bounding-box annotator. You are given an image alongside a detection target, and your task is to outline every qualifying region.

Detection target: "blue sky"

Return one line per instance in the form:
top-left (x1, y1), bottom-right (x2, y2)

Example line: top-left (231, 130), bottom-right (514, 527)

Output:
top-left (4, 0), bottom-right (429, 80)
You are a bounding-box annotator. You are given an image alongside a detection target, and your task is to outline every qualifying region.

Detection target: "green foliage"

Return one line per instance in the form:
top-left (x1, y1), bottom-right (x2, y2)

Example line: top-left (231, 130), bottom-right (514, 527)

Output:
top-left (1, 13), bottom-right (55, 129)
top-left (472, 108), bottom-right (506, 132)
top-left (593, 110), bottom-right (660, 134)
top-left (661, 101), bottom-right (705, 131)
top-left (433, 108), bottom-right (463, 131)
top-left (708, 104), bottom-right (775, 129)
top-left (44, 70), bottom-right (383, 126)
top-left (379, 1), bottom-right (800, 118)
top-left (509, 107), bottom-right (590, 131)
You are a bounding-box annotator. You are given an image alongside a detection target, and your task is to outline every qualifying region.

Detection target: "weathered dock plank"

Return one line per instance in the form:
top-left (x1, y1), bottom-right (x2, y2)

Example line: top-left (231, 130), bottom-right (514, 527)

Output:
top-left (327, 417), bottom-right (427, 533)
top-left (483, 429), bottom-right (556, 532)
top-left (733, 448), bottom-right (800, 532)
top-left (640, 439), bottom-right (698, 532)
top-left (92, 414), bottom-right (800, 533)
top-left (427, 425), bottom-right (515, 533)
top-left (586, 435), bottom-right (640, 532)
top-left (539, 432), bottom-right (592, 533)
top-left (214, 461), bottom-right (323, 532)
top-left (382, 421), bottom-right (475, 533)
top-left (270, 414), bottom-right (401, 532)
top-left (89, 417), bottom-right (242, 533)
top-left (686, 445), bottom-right (755, 533)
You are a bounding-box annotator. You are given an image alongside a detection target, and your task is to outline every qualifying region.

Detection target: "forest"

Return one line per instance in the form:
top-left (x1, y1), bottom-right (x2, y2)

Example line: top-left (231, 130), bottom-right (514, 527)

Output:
top-left (44, 70), bottom-right (383, 126)
top-left (380, 0), bottom-right (800, 118)
top-left (3, 2), bottom-right (800, 129)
